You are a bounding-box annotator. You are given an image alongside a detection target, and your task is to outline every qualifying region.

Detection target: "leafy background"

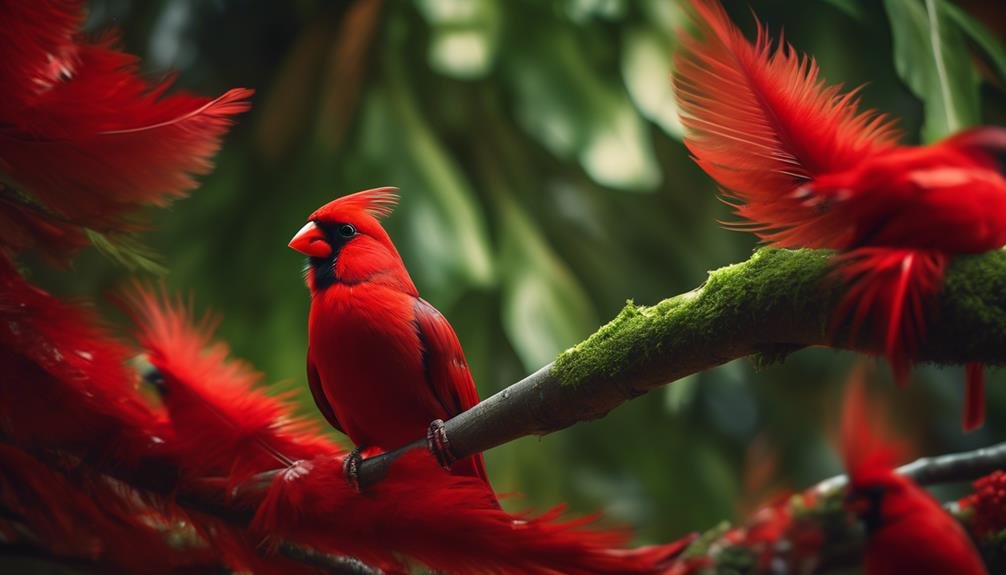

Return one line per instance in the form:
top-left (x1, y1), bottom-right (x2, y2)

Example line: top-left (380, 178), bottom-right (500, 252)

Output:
top-left (24, 0), bottom-right (1006, 544)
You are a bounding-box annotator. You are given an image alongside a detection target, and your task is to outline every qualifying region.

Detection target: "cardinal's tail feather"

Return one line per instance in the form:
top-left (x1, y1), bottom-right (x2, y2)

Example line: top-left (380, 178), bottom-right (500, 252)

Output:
top-left (831, 248), bottom-right (947, 386)
top-left (965, 363), bottom-right (986, 432)
top-left (255, 450), bottom-right (692, 575)
top-left (839, 364), bottom-right (907, 486)
top-left (451, 452), bottom-right (490, 484)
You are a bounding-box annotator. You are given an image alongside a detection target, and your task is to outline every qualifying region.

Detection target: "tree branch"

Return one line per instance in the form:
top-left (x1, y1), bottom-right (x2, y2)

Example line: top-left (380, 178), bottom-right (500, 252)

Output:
top-left (677, 439), bottom-right (1006, 574)
top-left (353, 248), bottom-right (1006, 487)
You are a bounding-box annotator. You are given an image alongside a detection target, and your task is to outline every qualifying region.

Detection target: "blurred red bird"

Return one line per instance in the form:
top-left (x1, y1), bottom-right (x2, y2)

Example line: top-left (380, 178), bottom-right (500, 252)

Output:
top-left (289, 188), bottom-right (488, 483)
top-left (674, 0), bottom-right (1006, 430)
top-left (841, 371), bottom-right (987, 575)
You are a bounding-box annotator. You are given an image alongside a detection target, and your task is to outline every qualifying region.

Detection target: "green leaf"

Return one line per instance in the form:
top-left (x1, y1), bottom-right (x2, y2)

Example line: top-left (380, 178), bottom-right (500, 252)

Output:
top-left (415, 0), bottom-right (500, 79)
top-left (354, 85), bottom-right (493, 305)
top-left (621, 26), bottom-right (683, 140)
top-left (506, 26), bottom-right (661, 191)
top-left (822, 0), bottom-right (866, 20)
top-left (561, 0), bottom-right (627, 23)
top-left (381, 22), bottom-right (495, 296)
top-left (498, 196), bottom-right (598, 371)
top-left (941, 1), bottom-right (1006, 82)
top-left (884, 0), bottom-right (981, 142)
top-left (85, 229), bottom-right (167, 275)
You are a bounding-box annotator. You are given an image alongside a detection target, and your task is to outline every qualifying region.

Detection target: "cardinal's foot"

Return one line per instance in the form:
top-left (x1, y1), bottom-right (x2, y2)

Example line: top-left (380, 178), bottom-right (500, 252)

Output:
top-left (343, 447), bottom-right (363, 492)
top-left (426, 418), bottom-right (457, 470)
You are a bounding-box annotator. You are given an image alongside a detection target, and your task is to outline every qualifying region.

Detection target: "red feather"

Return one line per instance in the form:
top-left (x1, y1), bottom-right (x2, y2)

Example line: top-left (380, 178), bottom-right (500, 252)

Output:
top-left (128, 287), bottom-right (341, 485)
top-left (832, 248), bottom-right (947, 383)
top-left (255, 449), bottom-right (692, 575)
top-left (673, 0), bottom-right (898, 248)
top-left (310, 186), bottom-right (401, 221)
top-left (0, 0), bottom-right (252, 257)
top-left (964, 363), bottom-right (985, 432)
top-left (0, 0), bottom-right (82, 114)
top-left (0, 444), bottom-right (226, 574)
top-left (0, 436), bottom-right (313, 574)
top-left (839, 367), bottom-right (904, 485)
top-left (675, 0), bottom-right (1006, 429)
top-left (0, 259), bottom-right (164, 470)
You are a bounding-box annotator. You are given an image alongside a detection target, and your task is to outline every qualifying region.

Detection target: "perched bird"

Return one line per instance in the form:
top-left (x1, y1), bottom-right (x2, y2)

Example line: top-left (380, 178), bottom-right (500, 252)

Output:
top-left (288, 188), bottom-right (488, 483)
top-left (673, 0), bottom-right (1006, 430)
top-left (841, 371), bottom-right (987, 575)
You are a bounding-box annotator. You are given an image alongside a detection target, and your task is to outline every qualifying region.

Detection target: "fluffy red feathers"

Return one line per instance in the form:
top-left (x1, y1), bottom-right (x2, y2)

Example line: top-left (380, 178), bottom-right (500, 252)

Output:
top-left (0, 259), bottom-right (163, 469)
top-left (0, 0), bottom-right (251, 258)
top-left (674, 0), bottom-right (1006, 430)
top-left (128, 289), bottom-right (341, 485)
top-left (254, 449), bottom-right (692, 575)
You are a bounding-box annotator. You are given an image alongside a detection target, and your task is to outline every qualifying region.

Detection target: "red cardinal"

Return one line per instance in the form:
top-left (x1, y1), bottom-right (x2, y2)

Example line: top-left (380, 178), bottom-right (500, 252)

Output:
top-left (673, 0), bottom-right (1006, 430)
top-left (841, 370), bottom-right (987, 575)
top-left (289, 188), bottom-right (488, 483)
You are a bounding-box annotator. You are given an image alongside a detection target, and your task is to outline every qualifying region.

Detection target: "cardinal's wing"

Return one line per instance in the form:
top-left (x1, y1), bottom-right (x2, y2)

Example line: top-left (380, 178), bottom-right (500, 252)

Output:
top-left (306, 350), bottom-right (344, 434)
top-left (413, 298), bottom-right (480, 417)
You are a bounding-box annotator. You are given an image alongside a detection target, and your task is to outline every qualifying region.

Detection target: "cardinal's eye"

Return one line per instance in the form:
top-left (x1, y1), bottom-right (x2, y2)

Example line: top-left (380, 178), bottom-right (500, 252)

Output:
top-left (338, 224), bottom-right (357, 238)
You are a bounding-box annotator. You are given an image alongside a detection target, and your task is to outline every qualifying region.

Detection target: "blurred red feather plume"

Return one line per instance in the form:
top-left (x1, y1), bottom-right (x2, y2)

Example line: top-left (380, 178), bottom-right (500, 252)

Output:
top-left (0, 258), bottom-right (163, 469)
top-left (127, 286), bottom-right (340, 485)
top-left (255, 449), bottom-right (694, 574)
top-left (674, 0), bottom-right (897, 248)
top-left (0, 0), bottom-right (252, 259)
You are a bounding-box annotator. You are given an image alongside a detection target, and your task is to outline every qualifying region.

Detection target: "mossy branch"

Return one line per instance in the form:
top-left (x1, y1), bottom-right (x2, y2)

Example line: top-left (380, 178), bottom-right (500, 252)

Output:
top-left (354, 247), bottom-right (1006, 487)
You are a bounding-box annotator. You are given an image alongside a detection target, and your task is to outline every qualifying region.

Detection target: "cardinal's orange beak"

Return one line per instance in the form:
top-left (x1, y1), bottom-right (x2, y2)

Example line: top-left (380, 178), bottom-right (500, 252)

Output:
top-left (288, 221), bottom-right (332, 258)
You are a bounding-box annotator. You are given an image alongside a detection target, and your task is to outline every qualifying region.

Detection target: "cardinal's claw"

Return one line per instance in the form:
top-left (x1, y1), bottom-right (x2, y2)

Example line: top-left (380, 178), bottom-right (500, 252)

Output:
top-left (426, 418), bottom-right (456, 470)
top-left (343, 447), bottom-right (363, 492)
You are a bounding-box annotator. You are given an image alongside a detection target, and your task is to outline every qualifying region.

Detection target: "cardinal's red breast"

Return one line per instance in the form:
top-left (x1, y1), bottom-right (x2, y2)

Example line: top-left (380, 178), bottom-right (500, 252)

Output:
top-left (308, 282), bottom-right (446, 449)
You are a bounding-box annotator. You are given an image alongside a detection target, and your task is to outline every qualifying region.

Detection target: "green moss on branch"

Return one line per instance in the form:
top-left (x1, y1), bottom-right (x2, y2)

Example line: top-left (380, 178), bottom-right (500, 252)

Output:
top-left (551, 248), bottom-right (1006, 390)
top-left (424, 248), bottom-right (1006, 463)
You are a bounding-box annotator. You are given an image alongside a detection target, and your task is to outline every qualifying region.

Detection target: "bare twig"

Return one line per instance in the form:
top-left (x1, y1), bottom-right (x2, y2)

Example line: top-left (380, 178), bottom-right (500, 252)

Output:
top-left (817, 441), bottom-right (1006, 494)
top-left (278, 542), bottom-right (383, 575)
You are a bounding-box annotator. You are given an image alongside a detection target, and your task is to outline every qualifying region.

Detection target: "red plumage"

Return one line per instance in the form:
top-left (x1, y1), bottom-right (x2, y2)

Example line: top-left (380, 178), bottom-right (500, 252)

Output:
top-left (840, 369), bottom-right (987, 575)
top-left (291, 187), bottom-right (488, 481)
top-left (0, 258), bottom-right (164, 471)
top-left (674, 0), bottom-right (1006, 430)
top-left (129, 287), bottom-right (341, 485)
top-left (255, 449), bottom-right (691, 575)
top-left (0, 0), bottom-right (82, 113)
top-left (124, 288), bottom-right (382, 575)
top-left (0, 444), bottom-right (224, 574)
top-left (0, 264), bottom-right (287, 573)
top-left (0, 0), bottom-right (252, 258)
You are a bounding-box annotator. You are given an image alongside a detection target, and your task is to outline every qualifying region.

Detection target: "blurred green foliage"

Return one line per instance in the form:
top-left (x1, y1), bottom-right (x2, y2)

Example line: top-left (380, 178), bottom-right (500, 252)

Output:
top-left (24, 0), bottom-right (1006, 544)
